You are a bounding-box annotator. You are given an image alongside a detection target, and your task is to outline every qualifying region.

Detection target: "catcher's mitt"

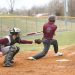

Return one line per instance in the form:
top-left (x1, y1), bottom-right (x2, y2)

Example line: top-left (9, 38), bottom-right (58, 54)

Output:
top-left (35, 39), bottom-right (42, 44)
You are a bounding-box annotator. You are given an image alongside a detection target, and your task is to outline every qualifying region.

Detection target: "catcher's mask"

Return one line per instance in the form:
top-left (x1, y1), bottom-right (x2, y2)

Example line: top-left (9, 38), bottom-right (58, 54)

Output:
top-left (48, 15), bottom-right (56, 22)
top-left (10, 28), bottom-right (21, 35)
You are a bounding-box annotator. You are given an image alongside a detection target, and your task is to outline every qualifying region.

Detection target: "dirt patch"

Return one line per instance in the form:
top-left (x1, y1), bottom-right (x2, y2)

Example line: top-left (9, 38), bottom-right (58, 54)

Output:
top-left (0, 45), bottom-right (75, 75)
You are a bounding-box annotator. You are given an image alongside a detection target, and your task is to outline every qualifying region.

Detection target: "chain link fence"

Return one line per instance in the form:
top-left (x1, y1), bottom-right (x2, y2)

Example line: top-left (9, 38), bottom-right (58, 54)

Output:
top-left (0, 16), bottom-right (75, 37)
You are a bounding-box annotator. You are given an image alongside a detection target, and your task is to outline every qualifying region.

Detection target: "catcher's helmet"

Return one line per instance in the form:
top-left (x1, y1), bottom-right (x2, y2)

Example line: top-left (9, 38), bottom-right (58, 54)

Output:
top-left (48, 15), bottom-right (56, 22)
top-left (10, 28), bottom-right (21, 35)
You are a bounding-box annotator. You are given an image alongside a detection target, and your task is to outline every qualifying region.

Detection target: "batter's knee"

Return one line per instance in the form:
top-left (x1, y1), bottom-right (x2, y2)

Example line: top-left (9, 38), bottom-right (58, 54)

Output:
top-left (55, 40), bottom-right (58, 44)
top-left (52, 39), bottom-right (58, 44)
top-left (42, 50), bottom-right (48, 56)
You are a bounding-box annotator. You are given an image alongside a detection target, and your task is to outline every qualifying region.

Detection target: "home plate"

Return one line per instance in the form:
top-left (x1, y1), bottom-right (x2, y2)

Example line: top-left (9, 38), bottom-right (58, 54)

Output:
top-left (56, 59), bottom-right (71, 62)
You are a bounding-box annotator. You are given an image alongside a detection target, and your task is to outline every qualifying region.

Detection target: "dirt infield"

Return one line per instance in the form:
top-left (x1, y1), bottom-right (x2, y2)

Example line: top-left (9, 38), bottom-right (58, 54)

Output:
top-left (0, 45), bottom-right (75, 75)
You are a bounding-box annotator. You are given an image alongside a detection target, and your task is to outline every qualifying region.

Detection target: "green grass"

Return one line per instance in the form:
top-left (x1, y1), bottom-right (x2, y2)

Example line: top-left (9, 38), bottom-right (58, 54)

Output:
top-left (56, 31), bottom-right (75, 46)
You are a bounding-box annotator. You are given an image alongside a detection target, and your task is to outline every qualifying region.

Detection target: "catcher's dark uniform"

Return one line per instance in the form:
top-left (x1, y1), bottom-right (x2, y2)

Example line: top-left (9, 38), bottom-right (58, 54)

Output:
top-left (0, 35), bottom-right (33, 66)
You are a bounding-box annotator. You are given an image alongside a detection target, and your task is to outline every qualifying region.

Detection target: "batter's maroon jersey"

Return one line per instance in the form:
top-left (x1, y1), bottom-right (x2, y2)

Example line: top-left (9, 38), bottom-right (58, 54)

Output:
top-left (43, 22), bottom-right (57, 40)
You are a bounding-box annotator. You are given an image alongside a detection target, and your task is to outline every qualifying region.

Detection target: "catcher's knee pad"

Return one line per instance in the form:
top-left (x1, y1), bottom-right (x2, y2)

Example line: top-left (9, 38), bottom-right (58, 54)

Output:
top-left (8, 46), bottom-right (20, 54)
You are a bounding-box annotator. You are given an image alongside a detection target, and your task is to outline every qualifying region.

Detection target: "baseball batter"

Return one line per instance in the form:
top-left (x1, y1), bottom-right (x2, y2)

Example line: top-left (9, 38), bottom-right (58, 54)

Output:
top-left (28, 15), bottom-right (63, 60)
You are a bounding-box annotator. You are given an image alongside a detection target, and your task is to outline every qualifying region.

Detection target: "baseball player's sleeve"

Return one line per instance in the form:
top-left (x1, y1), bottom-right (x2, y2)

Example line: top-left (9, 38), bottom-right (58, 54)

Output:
top-left (0, 38), bottom-right (9, 44)
top-left (20, 40), bottom-right (33, 44)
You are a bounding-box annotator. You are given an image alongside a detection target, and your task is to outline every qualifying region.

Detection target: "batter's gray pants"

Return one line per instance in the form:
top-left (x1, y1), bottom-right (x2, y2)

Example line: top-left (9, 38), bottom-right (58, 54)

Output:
top-left (32, 39), bottom-right (58, 59)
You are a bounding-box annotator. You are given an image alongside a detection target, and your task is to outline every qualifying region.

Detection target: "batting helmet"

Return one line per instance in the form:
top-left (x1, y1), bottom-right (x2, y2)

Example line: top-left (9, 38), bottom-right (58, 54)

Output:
top-left (10, 28), bottom-right (21, 35)
top-left (48, 15), bottom-right (56, 22)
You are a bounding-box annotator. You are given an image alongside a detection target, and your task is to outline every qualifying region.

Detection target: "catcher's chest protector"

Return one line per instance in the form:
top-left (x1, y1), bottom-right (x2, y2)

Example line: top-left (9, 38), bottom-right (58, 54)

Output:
top-left (5, 35), bottom-right (17, 46)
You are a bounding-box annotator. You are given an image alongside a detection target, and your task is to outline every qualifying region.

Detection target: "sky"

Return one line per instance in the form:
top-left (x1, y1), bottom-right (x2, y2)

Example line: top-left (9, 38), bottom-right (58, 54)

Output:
top-left (0, 0), bottom-right (51, 9)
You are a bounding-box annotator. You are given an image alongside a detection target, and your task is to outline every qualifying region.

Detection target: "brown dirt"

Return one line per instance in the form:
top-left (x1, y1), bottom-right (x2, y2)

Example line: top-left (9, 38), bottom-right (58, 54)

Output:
top-left (0, 45), bottom-right (75, 75)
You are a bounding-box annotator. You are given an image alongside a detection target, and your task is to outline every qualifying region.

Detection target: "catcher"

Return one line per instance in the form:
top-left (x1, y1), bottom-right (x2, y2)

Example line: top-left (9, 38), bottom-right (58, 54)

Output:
top-left (28, 15), bottom-right (63, 60)
top-left (0, 27), bottom-right (39, 67)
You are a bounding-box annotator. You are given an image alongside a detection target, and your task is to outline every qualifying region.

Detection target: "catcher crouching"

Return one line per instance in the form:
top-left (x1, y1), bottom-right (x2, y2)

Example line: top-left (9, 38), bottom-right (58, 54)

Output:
top-left (0, 28), bottom-right (40, 67)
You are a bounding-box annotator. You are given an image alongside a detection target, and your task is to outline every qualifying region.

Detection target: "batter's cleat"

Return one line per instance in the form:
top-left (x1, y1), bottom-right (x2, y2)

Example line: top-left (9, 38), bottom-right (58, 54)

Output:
top-left (54, 52), bottom-right (63, 56)
top-left (3, 63), bottom-right (13, 67)
top-left (27, 57), bottom-right (36, 60)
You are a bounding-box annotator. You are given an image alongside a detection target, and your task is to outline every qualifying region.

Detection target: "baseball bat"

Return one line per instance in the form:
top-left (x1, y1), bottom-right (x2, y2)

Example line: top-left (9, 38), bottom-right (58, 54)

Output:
top-left (22, 31), bottom-right (43, 37)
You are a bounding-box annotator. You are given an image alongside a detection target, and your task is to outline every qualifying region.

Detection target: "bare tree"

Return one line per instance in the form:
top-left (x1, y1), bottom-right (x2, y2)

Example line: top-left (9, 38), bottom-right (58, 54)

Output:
top-left (9, 0), bottom-right (15, 14)
top-left (48, 0), bottom-right (64, 16)
top-left (68, 0), bottom-right (75, 16)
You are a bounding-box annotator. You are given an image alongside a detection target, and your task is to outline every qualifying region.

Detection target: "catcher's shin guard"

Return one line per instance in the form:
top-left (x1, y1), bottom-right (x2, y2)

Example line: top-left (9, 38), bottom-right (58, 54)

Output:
top-left (3, 46), bottom-right (20, 67)
top-left (3, 50), bottom-right (14, 67)
top-left (11, 47), bottom-right (20, 61)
